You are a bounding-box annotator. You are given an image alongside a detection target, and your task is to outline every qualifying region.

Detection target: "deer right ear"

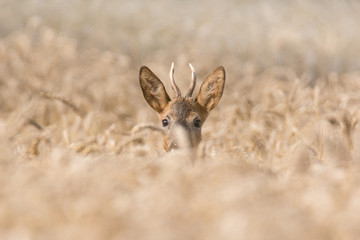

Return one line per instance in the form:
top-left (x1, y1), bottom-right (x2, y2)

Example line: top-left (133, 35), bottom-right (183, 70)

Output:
top-left (139, 66), bottom-right (171, 113)
top-left (196, 66), bottom-right (225, 112)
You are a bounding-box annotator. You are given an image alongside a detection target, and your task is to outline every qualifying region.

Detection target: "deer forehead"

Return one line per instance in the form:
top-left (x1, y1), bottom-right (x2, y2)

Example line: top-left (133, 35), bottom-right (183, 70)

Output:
top-left (161, 97), bottom-right (208, 122)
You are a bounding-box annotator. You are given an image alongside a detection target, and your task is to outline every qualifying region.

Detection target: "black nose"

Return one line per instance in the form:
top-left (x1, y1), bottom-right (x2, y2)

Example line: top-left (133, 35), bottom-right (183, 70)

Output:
top-left (168, 141), bottom-right (179, 151)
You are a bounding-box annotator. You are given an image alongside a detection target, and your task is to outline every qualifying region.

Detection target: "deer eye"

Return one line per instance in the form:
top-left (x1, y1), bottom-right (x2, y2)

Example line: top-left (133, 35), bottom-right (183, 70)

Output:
top-left (162, 119), bottom-right (169, 127)
top-left (194, 119), bottom-right (201, 128)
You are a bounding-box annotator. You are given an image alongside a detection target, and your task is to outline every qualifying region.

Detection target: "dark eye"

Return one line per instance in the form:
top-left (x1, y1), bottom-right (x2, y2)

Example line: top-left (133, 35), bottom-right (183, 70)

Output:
top-left (162, 119), bottom-right (169, 127)
top-left (194, 119), bottom-right (201, 128)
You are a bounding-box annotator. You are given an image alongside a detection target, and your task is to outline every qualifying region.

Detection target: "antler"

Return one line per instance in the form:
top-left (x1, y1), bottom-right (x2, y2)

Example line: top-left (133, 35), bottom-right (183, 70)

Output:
top-left (169, 62), bottom-right (182, 97)
top-left (185, 63), bottom-right (197, 97)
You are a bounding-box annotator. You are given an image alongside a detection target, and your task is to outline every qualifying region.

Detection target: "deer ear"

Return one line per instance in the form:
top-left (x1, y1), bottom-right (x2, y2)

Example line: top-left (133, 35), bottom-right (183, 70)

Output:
top-left (196, 66), bottom-right (225, 112)
top-left (139, 66), bottom-right (171, 113)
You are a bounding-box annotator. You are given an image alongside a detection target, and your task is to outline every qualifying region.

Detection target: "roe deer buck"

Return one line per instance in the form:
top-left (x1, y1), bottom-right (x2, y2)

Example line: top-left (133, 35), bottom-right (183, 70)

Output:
top-left (139, 63), bottom-right (225, 151)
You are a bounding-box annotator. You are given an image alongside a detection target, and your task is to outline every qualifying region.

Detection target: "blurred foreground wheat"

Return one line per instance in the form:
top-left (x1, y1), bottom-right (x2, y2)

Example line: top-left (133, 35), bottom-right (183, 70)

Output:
top-left (1, 1), bottom-right (360, 239)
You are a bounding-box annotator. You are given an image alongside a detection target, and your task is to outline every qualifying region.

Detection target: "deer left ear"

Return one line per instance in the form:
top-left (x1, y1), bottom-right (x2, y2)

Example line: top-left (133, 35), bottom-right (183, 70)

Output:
top-left (196, 66), bottom-right (225, 112)
top-left (139, 66), bottom-right (171, 113)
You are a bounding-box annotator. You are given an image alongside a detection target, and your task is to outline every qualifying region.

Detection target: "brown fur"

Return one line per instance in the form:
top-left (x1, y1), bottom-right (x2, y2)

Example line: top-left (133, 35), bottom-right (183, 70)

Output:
top-left (139, 65), bottom-right (225, 151)
top-left (197, 66), bottom-right (226, 112)
top-left (139, 66), bottom-right (171, 113)
top-left (160, 97), bottom-right (209, 150)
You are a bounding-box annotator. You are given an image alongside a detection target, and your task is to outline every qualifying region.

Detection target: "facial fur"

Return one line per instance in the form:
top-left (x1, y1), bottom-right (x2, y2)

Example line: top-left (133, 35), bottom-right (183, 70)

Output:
top-left (139, 64), bottom-right (225, 151)
top-left (160, 97), bottom-right (209, 151)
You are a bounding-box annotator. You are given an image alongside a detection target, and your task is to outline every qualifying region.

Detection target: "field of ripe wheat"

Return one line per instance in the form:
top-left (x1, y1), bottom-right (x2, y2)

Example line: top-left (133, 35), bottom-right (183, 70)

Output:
top-left (1, 0), bottom-right (360, 239)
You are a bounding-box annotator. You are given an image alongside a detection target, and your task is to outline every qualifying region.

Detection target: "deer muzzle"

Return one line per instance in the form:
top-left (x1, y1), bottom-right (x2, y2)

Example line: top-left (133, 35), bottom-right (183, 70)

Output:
top-left (166, 124), bottom-right (194, 151)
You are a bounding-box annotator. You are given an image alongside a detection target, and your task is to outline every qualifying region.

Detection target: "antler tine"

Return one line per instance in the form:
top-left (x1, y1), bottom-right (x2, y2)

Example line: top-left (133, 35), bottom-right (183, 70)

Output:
top-left (169, 62), bottom-right (182, 97)
top-left (185, 63), bottom-right (197, 97)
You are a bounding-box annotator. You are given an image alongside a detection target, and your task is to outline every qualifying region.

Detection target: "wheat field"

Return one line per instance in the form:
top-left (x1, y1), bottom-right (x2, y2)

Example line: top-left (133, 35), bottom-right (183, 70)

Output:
top-left (1, 0), bottom-right (360, 239)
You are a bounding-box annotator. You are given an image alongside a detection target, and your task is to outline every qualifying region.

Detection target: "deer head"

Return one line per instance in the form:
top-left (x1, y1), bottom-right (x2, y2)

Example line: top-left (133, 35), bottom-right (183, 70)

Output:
top-left (139, 63), bottom-right (225, 151)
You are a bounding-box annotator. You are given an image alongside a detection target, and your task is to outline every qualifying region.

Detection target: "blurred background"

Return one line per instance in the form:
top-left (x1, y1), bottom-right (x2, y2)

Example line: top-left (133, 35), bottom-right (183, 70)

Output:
top-left (2, 1), bottom-right (360, 239)
top-left (1, 0), bottom-right (360, 77)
